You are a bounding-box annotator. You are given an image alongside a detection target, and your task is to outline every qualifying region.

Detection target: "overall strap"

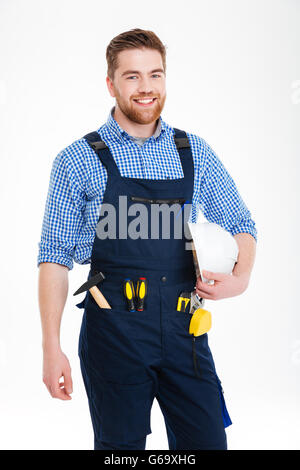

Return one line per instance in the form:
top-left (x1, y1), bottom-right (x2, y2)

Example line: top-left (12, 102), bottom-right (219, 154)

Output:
top-left (173, 127), bottom-right (193, 180)
top-left (173, 127), bottom-right (190, 149)
top-left (83, 131), bottom-right (120, 175)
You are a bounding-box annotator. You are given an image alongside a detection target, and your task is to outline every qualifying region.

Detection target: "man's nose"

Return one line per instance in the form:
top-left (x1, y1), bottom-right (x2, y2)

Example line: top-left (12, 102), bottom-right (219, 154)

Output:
top-left (137, 76), bottom-right (153, 94)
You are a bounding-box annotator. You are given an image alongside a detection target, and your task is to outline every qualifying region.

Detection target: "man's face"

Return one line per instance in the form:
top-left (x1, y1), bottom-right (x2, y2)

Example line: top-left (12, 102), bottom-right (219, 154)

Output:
top-left (107, 47), bottom-right (166, 125)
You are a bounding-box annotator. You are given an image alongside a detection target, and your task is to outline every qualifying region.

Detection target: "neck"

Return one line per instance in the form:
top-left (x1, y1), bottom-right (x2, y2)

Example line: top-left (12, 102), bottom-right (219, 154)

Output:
top-left (113, 105), bottom-right (158, 138)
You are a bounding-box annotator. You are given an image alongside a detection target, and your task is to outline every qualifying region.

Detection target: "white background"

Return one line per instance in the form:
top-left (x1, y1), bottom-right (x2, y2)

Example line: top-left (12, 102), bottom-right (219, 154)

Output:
top-left (0, 0), bottom-right (299, 450)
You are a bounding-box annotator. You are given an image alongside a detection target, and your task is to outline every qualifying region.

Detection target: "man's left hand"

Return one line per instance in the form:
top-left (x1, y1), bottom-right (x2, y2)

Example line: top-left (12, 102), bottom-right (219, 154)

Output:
top-left (195, 269), bottom-right (249, 301)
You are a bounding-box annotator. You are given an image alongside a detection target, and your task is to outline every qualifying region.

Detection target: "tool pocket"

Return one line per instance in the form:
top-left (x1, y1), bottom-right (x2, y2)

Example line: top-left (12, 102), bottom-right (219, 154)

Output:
top-left (215, 374), bottom-right (232, 428)
top-left (168, 280), bottom-right (197, 337)
top-left (84, 294), bottom-right (150, 385)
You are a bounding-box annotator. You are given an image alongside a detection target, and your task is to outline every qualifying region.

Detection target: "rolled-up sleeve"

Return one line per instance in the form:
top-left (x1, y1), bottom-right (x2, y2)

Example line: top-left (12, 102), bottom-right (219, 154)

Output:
top-left (199, 141), bottom-right (257, 242)
top-left (37, 149), bottom-right (86, 270)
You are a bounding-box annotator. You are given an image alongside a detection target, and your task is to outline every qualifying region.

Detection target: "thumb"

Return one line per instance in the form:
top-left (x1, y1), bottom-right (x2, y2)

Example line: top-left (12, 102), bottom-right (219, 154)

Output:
top-left (202, 269), bottom-right (214, 279)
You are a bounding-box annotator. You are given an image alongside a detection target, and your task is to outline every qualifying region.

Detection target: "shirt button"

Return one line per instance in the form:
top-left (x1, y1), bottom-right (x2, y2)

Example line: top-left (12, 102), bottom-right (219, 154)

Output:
top-left (161, 276), bottom-right (167, 282)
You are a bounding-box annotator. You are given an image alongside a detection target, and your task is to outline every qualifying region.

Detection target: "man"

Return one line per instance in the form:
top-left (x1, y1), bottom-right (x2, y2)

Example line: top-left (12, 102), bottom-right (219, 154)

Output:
top-left (38, 28), bottom-right (257, 450)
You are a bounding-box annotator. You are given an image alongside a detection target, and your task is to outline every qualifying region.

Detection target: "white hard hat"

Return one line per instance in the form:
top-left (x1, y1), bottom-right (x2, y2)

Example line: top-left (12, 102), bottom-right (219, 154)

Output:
top-left (187, 222), bottom-right (239, 283)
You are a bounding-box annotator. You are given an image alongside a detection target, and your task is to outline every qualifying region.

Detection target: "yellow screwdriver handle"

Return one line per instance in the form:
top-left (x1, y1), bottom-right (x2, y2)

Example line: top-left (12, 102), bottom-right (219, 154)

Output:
top-left (123, 279), bottom-right (136, 311)
top-left (124, 280), bottom-right (135, 299)
top-left (136, 277), bottom-right (147, 311)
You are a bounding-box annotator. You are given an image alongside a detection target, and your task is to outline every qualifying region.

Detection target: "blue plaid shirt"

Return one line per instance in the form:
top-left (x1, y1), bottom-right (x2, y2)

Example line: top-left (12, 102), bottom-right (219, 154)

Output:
top-left (37, 107), bottom-right (257, 270)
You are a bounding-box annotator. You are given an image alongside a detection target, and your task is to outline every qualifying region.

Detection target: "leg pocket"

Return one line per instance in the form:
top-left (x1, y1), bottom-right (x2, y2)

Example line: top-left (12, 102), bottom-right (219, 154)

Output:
top-left (99, 380), bottom-right (154, 444)
top-left (215, 374), bottom-right (232, 428)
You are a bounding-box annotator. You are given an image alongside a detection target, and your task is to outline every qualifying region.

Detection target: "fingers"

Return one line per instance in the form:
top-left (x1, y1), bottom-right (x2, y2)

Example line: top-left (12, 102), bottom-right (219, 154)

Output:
top-left (43, 351), bottom-right (73, 401)
top-left (195, 287), bottom-right (215, 300)
top-left (196, 278), bottom-right (215, 295)
top-left (202, 270), bottom-right (226, 282)
top-left (44, 378), bottom-right (70, 400)
top-left (63, 370), bottom-right (73, 396)
top-left (53, 380), bottom-right (72, 400)
top-left (196, 277), bottom-right (218, 300)
top-left (43, 374), bottom-right (73, 400)
top-left (196, 270), bottom-right (228, 300)
top-left (196, 282), bottom-right (213, 295)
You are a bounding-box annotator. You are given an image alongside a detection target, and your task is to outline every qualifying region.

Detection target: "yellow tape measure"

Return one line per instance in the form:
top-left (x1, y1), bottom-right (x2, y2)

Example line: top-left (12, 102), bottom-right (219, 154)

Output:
top-left (189, 308), bottom-right (212, 337)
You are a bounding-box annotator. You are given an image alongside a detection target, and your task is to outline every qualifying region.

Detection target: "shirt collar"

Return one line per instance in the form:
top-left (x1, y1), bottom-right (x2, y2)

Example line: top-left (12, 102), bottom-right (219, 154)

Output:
top-left (100, 106), bottom-right (172, 143)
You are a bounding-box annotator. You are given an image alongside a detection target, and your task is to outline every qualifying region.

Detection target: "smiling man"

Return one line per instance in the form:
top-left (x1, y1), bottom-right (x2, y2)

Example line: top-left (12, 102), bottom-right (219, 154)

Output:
top-left (38, 29), bottom-right (257, 451)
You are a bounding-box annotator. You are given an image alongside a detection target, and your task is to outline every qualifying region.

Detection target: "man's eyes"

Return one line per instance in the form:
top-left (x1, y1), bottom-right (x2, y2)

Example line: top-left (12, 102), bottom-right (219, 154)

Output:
top-left (127, 74), bottom-right (161, 79)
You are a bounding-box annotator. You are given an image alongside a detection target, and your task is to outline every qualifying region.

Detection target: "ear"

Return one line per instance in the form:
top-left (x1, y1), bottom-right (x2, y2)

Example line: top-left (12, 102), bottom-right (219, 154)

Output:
top-left (106, 76), bottom-right (116, 98)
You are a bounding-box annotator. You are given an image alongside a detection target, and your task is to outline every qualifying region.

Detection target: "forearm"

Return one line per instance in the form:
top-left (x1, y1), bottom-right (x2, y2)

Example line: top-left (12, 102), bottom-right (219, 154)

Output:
top-left (197, 232), bottom-right (257, 300)
top-left (38, 262), bottom-right (69, 350)
top-left (232, 233), bottom-right (256, 283)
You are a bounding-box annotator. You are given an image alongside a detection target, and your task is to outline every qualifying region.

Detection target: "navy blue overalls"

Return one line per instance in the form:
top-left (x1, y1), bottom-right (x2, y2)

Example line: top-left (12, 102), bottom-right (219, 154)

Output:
top-left (77, 128), bottom-right (232, 450)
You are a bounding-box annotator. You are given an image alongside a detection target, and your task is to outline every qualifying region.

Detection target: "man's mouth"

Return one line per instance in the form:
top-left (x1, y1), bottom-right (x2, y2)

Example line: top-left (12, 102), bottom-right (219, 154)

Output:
top-left (133, 98), bottom-right (157, 107)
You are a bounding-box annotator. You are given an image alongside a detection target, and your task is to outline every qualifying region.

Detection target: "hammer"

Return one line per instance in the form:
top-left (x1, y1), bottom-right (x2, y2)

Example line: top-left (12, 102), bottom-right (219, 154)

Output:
top-left (73, 271), bottom-right (111, 309)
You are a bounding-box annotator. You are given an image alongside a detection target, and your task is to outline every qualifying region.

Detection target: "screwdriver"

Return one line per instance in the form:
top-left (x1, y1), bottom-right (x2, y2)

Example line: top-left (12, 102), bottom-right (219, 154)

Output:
top-left (176, 291), bottom-right (191, 312)
top-left (123, 279), bottom-right (136, 312)
top-left (136, 277), bottom-right (147, 311)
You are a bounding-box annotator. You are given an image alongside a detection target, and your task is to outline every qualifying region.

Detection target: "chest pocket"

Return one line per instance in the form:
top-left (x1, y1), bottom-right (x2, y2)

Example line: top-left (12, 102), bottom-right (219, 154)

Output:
top-left (130, 196), bottom-right (186, 205)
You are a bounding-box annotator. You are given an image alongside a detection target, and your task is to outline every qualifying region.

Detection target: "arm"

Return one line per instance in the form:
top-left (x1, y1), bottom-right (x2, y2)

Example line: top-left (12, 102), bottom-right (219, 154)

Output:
top-left (196, 233), bottom-right (256, 300)
top-left (39, 262), bottom-right (72, 400)
top-left (232, 232), bottom-right (256, 281)
top-left (194, 139), bottom-right (257, 300)
top-left (37, 147), bottom-right (86, 399)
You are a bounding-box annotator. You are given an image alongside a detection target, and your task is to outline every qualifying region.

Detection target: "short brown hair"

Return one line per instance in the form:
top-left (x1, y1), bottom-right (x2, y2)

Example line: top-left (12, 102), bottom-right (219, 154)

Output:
top-left (106, 28), bottom-right (167, 80)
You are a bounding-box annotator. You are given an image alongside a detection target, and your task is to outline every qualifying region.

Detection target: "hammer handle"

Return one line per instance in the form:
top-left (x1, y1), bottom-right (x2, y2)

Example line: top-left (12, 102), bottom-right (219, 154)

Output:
top-left (89, 286), bottom-right (111, 309)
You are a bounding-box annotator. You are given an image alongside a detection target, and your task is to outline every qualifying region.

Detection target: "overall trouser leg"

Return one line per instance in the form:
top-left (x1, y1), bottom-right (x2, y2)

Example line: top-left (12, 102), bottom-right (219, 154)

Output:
top-left (78, 270), bottom-right (230, 449)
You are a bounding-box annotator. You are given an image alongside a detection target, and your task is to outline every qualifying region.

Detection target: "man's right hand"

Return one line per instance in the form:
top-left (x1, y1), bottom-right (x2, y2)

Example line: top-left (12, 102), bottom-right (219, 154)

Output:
top-left (43, 348), bottom-right (73, 400)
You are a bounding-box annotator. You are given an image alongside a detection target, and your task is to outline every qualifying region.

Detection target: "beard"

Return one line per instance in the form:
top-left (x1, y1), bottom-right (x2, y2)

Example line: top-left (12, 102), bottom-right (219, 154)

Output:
top-left (114, 88), bottom-right (166, 125)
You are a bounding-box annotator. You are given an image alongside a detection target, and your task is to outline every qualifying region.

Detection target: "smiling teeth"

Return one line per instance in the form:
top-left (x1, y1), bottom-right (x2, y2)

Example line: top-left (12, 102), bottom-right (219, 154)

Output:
top-left (136, 99), bottom-right (154, 103)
